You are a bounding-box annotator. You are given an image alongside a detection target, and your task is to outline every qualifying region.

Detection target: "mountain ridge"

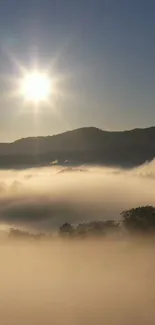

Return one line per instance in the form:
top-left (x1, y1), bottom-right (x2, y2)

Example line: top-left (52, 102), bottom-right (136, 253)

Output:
top-left (0, 126), bottom-right (155, 168)
top-left (1, 125), bottom-right (155, 144)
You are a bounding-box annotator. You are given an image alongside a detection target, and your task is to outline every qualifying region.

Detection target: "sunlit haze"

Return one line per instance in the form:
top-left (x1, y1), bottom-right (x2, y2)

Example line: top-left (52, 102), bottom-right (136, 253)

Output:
top-left (0, 0), bottom-right (155, 140)
top-left (0, 2), bottom-right (155, 325)
top-left (20, 71), bottom-right (52, 103)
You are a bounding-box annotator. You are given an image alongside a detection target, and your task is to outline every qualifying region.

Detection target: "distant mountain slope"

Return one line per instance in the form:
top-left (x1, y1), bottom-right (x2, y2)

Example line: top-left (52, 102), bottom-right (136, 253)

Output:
top-left (0, 126), bottom-right (155, 168)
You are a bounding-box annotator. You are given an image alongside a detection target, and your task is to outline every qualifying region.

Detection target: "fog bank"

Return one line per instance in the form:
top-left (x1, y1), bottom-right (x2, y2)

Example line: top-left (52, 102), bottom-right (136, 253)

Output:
top-left (0, 161), bottom-right (155, 231)
top-left (0, 240), bottom-right (155, 325)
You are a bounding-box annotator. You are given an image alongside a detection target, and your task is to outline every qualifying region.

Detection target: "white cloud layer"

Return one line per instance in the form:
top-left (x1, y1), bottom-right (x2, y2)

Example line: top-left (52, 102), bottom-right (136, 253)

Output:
top-left (0, 161), bottom-right (155, 231)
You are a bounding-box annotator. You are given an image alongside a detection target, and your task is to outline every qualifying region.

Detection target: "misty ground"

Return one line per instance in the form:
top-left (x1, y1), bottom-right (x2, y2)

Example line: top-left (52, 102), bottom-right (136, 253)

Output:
top-left (0, 239), bottom-right (155, 325)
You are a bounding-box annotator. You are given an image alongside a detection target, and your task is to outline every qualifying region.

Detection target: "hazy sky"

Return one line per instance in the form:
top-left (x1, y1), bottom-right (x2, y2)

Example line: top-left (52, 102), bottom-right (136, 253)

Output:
top-left (0, 0), bottom-right (155, 141)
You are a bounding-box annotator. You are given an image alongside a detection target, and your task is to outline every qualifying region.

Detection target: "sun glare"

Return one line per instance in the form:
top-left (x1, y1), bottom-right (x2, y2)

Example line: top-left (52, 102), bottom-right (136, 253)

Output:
top-left (21, 71), bottom-right (51, 102)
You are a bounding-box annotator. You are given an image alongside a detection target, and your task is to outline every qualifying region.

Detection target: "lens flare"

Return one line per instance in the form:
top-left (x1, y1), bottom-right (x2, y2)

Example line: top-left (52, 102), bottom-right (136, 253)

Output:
top-left (20, 71), bottom-right (52, 102)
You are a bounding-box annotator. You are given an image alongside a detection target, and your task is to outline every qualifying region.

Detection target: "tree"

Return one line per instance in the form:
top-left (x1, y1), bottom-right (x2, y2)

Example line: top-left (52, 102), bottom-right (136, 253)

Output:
top-left (59, 223), bottom-right (74, 237)
top-left (75, 220), bottom-right (119, 238)
top-left (8, 228), bottom-right (46, 241)
top-left (121, 206), bottom-right (155, 233)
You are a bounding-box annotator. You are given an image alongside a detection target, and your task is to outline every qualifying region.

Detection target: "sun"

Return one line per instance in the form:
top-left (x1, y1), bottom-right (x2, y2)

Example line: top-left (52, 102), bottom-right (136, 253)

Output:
top-left (20, 71), bottom-right (51, 102)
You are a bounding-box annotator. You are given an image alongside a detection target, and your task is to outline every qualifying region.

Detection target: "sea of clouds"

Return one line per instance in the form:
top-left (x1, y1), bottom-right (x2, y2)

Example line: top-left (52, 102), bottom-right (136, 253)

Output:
top-left (0, 161), bottom-right (155, 324)
top-left (0, 159), bottom-right (155, 231)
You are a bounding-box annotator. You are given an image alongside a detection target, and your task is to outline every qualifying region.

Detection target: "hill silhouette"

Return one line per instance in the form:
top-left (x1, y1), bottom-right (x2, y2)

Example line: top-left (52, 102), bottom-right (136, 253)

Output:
top-left (0, 126), bottom-right (155, 168)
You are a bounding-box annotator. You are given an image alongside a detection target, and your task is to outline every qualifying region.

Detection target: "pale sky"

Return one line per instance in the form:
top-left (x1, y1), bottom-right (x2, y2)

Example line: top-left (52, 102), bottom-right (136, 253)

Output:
top-left (0, 0), bottom-right (155, 141)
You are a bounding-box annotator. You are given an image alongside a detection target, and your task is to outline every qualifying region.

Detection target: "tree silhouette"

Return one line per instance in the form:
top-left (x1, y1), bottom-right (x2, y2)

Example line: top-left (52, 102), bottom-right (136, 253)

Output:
top-left (121, 206), bottom-right (155, 233)
top-left (59, 223), bottom-right (74, 237)
top-left (74, 220), bottom-right (119, 238)
top-left (8, 228), bottom-right (45, 240)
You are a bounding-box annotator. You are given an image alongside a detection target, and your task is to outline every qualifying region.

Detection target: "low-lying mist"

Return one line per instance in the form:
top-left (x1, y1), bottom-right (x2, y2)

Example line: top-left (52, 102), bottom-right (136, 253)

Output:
top-left (1, 162), bottom-right (155, 324)
top-left (0, 160), bottom-right (155, 231)
top-left (1, 239), bottom-right (155, 325)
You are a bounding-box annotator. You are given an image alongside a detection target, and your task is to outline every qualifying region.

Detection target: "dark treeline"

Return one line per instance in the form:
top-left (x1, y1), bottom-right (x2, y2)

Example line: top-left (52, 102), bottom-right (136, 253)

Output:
top-left (3, 205), bottom-right (155, 241)
top-left (59, 220), bottom-right (120, 238)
